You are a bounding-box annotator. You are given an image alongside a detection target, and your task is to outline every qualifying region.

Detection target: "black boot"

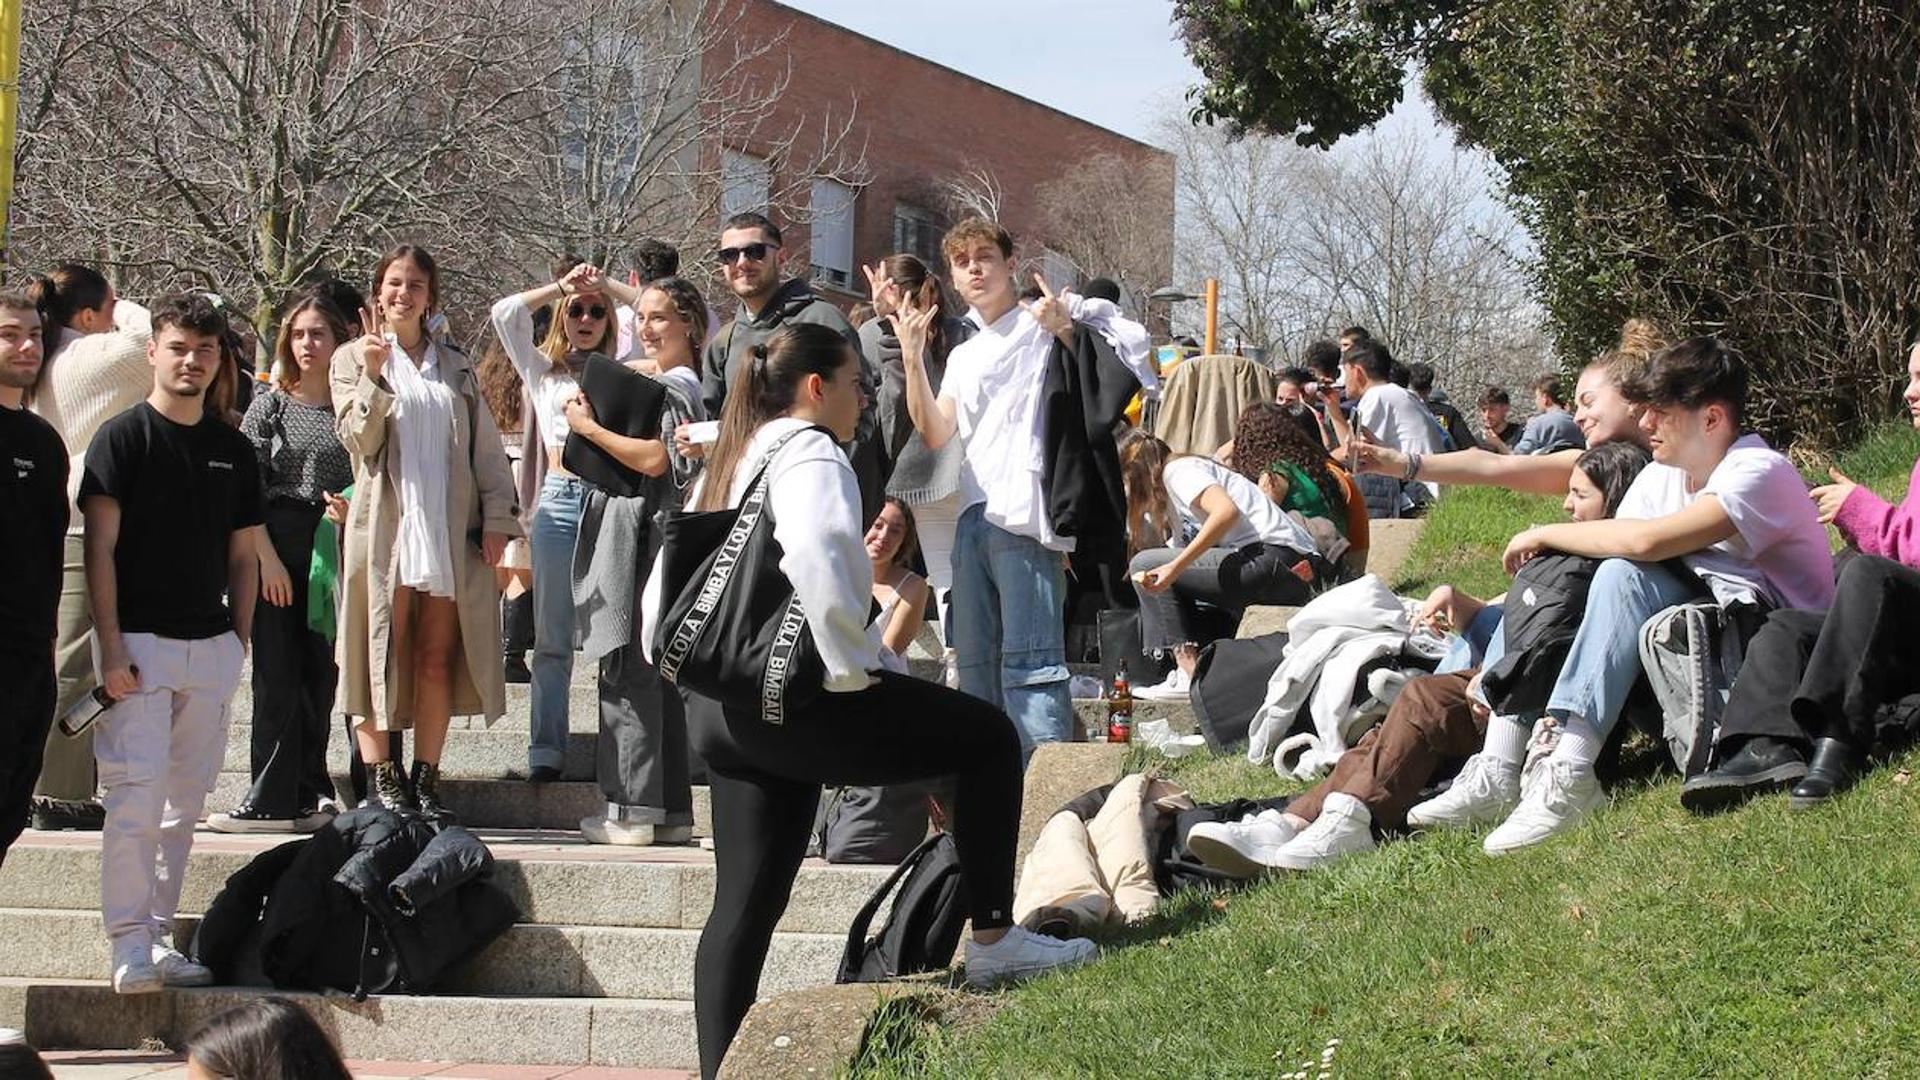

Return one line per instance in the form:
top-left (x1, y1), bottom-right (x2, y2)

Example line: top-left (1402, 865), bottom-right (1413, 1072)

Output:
top-left (367, 760), bottom-right (417, 813)
top-left (1679, 736), bottom-right (1807, 814)
top-left (503, 591), bottom-right (533, 684)
top-left (1788, 738), bottom-right (1867, 810)
top-left (412, 761), bottom-right (453, 822)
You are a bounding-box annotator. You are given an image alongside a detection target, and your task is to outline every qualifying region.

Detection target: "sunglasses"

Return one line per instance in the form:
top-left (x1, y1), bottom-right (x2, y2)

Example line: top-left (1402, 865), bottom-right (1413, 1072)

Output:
top-left (567, 302), bottom-right (607, 320)
top-left (714, 242), bottom-right (777, 265)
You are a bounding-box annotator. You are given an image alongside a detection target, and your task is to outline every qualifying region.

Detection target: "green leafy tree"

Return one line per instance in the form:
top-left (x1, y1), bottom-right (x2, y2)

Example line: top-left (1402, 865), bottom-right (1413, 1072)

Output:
top-left (1176, 0), bottom-right (1920, 444)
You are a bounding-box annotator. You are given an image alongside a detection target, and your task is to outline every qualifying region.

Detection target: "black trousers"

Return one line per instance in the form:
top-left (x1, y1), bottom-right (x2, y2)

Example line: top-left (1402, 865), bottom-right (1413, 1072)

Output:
top-left (244, 500), bottom-right (338, 815)
top-left (0, 646), bottom-right (57, 868)
top-left (1129, 542), bottom-right (1313, 651)
top-left (1720, 556), bottom-right (1920, 751)
top-left (686, 670), bottom-right (1023, 1079)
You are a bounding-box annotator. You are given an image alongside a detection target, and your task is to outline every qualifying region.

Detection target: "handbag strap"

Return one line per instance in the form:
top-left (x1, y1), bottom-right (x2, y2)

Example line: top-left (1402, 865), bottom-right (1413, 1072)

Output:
top-left (657, 425), bottom-right (824, 691)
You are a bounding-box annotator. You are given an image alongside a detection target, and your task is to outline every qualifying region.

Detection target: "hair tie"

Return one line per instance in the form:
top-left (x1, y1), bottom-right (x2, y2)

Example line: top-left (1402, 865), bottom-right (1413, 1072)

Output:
top-left (749, 342), bottom-right (771, 372)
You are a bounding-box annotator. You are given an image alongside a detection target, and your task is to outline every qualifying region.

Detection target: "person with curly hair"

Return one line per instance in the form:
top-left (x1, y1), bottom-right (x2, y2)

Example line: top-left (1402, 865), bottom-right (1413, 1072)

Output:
top-left (1228, 401), bottom-right (1350, 544)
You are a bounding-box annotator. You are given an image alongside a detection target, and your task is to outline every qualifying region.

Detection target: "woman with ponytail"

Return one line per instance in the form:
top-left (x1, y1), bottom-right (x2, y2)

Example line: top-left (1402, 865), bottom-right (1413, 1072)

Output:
top-left (25, 264), bottom-right (154, 830)
top-left (640, 322), bottom-right (1095, 1078)
top-left (488, 260), bottom-right (641, 781)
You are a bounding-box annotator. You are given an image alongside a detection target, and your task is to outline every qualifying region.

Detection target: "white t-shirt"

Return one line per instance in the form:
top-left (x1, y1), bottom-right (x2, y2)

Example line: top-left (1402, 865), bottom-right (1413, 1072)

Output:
top-left (1162, 456), bottom-right (1319, 556)
top-left (1613, 433), bottom-right (1834, 611)
top-left (1355, 383), bottom-right (1446, 495)
top-left (940, 305), bottom-right (1069, 551)
top-left (489, 296), bottom-right (580, 451)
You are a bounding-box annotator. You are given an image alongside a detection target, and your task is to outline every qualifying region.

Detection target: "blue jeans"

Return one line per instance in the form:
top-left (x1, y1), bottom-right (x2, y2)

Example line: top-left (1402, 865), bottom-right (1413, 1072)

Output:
top-left (529, 475), bottom-right (585, 772)
top-left (1438, 603), bottom-right (1505, 675)
top-left (1543, 558), bottom-right (1699, 737)
top-left (950, 504), bottom-right (1072, 757)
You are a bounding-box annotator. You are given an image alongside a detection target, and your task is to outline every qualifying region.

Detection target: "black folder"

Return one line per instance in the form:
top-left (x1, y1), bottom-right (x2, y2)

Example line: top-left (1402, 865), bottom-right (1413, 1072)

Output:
top-left (561, 354), bottom-right (668, 498)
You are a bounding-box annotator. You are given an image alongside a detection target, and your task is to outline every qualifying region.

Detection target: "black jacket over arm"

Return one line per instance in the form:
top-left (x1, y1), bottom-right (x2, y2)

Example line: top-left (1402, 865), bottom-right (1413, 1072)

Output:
top-left (1040, 323), bottom-right (1138, 568)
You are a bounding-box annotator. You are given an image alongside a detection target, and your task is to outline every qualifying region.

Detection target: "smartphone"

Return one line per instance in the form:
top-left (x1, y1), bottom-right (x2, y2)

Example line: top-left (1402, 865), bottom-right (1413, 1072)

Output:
top-left (684, 421), bottom-right (721, 445)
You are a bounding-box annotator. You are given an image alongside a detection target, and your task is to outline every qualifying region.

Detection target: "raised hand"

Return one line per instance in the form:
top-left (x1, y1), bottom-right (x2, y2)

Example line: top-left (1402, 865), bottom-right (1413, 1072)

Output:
top-left (1019, 273), bottom-right (1073, 340)
top-left (357, 304), bottom-right (390, 382)
top-left (560, 262), bottom-right (597, 296)
top-left (895, 296), bottom-right (939, 370)
top-left (862, 262), bottom-right (901, 317)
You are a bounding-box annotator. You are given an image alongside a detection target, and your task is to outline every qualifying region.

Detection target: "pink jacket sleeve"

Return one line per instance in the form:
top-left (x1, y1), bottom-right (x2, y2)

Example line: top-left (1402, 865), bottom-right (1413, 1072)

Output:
top-left (1832, 458), bottom-right (1920, 567)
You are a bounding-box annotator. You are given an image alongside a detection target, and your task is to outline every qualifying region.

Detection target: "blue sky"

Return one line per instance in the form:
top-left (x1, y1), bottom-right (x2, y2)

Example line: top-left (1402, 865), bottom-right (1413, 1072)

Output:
top-left (780, 0), bottom-right (1203, 143)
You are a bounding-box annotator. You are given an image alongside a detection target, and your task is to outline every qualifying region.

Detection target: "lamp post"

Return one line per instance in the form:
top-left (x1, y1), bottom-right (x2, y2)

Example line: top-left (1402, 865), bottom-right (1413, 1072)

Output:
top-left (1148, 279), bottom-right (1221, 356)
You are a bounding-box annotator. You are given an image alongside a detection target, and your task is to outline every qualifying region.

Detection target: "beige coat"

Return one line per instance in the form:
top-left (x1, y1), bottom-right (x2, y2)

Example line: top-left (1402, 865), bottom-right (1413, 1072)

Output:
top-left (330, 337), bottom-right (523, 731)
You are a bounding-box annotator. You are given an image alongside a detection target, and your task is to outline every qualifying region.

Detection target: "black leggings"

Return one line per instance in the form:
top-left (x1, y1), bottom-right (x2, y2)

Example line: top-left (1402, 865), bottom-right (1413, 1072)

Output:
top-left (246, 500), bottom-right (338, 814)
top-left (686, 670), bottom-right (1023, 1078)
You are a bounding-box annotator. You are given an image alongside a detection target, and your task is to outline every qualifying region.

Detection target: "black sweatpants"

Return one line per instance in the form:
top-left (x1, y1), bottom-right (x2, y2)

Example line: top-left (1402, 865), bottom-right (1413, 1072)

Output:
top-left (1129, 541), bottom-right (1313, 650)
top-left (244, 500), bottom-right (338, 815)
top-left (0, 646), bottom-right (57, 868)
top-left (1720, 556), bottom-right (1920, 751)
top-left (686, 670), bottom-right (1023, 1079)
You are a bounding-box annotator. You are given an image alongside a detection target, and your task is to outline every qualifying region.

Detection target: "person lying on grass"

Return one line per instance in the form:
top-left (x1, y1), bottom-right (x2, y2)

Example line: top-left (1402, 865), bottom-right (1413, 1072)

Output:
top-left (1405, 337), bottom-right (1834, 855)
top-left (1185, 441), bottom-right (1651, 876)
top-left (1682, 341), bottom-right (1920, 813)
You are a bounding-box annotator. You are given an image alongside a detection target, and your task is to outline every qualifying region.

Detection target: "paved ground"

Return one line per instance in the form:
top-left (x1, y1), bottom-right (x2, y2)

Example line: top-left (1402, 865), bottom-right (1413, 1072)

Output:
top-left (43, 1050), bottom-right (693, 1079)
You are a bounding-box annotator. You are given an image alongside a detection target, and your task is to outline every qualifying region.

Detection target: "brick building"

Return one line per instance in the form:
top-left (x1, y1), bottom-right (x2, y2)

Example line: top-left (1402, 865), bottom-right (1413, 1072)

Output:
top-left (705, 0), bottom-right (1175, 312)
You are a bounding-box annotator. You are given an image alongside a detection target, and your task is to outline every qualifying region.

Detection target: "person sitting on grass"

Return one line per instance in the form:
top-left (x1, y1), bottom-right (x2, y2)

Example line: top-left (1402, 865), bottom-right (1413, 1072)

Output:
top-left (1403, 338), bottom-right (1834, 854)
top-left (1186, 441), bottom-right (1651, 874)
top-left (1124, 434), bottom-right (1322, 702)
top-left (1681, 341), bottom-right (1920, 812)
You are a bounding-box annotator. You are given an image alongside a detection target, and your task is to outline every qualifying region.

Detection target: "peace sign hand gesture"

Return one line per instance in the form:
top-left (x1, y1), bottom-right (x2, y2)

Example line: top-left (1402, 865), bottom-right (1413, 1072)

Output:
top-left (1019, 273), bottom-right (1073, 342)
top-left (357, 304), bottom-right (390, 383)
top-left (862, 261), bottom-right (902, 317)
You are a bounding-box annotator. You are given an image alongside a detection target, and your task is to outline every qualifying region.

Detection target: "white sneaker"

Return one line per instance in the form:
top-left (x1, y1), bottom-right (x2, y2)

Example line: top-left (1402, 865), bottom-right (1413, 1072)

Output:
top-left (1405, 753), bottom-right (1520, 830)
top-left (1133, 668), bottom-right (1191, 702)
top-left (0, 1026), bottom-right (23, 1045)
top-left (964, 926), bottom-right (1097, 989)
top-left (1269, 793), bottom-right (1375, 871)
top-left (1184, 809), bottom-right (1299, 878)
top-left (110, 935), bottom-right (161, 995)
top-left (151, 943), bottom-right (213, 987)
top-left (579, 816), bottom-right (655, 846)
top-left (1483, 758), bottom-right (1606, 856)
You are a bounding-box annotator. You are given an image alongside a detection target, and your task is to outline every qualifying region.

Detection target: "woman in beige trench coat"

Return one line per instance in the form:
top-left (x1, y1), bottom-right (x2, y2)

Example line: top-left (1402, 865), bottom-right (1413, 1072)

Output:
top-left (331, 245), bottom-right (522, 817)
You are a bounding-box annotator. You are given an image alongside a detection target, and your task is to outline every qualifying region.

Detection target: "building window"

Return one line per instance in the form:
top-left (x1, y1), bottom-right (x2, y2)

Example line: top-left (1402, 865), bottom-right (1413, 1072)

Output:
top-left (721, 149), bottom-right (770, 219)
top-left (808, 178), bottom-right (855, 289)
top-left (893, 203), bottom-right (943, 267)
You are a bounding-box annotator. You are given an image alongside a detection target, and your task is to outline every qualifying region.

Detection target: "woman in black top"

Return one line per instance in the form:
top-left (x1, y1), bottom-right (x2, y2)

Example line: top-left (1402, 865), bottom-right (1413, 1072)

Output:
top-left (207, 291), bottom-right (354, 833)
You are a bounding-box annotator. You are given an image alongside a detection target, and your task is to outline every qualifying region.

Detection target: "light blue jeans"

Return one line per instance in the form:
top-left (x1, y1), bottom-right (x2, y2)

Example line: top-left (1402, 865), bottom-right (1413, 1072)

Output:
top-left (529, 475), bottom-right (585, 772)
top-left (950, 504), bottom-right (1073, 759)
top-left (1541, 558), bottom-right (1698, 736)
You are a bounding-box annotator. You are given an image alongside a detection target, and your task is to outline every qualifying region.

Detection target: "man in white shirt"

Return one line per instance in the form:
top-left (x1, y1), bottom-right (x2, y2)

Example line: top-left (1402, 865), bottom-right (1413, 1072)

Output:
top-left (1342, 339), bottom-right (1445, 508)
top-left (896, 219), bottom-right (1085, 756)
top-left (1406, 337), bottom-right (1833, 853)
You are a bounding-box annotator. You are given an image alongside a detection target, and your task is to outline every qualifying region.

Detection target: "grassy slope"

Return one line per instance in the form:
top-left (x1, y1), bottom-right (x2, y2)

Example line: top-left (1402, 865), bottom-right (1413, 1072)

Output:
top-left (855, 427), bottom-right (1920, 1080)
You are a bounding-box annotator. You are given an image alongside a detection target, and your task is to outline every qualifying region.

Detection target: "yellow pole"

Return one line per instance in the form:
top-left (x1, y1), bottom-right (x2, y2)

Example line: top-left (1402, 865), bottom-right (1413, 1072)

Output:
top-left (1203, 278), bottom-right (1219, 356)
top-left (0, 0), bottom-right (18, 274)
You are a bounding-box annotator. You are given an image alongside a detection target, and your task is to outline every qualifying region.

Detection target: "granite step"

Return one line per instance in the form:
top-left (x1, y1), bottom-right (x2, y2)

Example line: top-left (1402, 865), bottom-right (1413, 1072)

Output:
top-left (0, 908), bottom-right (841, 1002)
top-left (0, 979), bottom-right (702, 1070)
top-left (203, 773), bottom-right (716, 836)
top-left (0, 829), bottom-right (890, 934)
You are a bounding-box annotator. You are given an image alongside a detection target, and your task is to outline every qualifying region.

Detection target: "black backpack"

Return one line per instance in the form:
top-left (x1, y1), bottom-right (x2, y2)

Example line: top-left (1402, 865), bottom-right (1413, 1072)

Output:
top-left (836, 832), bottom-right (966, 984)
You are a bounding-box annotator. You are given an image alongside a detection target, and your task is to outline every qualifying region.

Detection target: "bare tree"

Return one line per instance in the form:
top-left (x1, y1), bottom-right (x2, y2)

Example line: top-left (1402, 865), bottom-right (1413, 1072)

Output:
top-left (1032, 152), bottom-right (1174, 318)
top-left (11, 0), bottom-right (867, 336)
top-left (937, 165), bottom-right (1007, 224)
top-left (1159, 106), bottom-right (1540, 392)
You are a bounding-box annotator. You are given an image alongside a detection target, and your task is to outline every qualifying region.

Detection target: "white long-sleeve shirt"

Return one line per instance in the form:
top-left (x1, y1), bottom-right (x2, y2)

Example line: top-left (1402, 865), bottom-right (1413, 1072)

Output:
top-left (31, 299), bottom-right (154, 532)
top-left (642, 416), bottom-right (879, 692)
top-left (489, 295), bottom-right (580, 451)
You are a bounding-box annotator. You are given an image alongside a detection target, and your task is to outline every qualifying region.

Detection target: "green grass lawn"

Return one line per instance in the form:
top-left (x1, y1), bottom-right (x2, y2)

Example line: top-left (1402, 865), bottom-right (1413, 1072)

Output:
top-left (851, 425), bottom-right (1920, 1080)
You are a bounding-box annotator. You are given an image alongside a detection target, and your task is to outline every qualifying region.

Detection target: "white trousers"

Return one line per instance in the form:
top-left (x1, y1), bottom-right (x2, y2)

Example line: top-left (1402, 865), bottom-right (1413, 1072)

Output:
top-left (94, 631), bottom-right (244, 946)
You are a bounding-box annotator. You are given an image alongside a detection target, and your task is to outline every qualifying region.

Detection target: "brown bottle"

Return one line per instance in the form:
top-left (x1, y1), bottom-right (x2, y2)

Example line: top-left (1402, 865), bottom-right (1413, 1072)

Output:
top-left (1107, 662), bottom-right (1133, 744)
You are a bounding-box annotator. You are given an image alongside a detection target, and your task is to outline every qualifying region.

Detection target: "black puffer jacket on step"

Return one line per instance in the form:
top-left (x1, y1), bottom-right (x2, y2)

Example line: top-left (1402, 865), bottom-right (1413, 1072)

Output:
top-left (193, 808), bottom-right (519, 996)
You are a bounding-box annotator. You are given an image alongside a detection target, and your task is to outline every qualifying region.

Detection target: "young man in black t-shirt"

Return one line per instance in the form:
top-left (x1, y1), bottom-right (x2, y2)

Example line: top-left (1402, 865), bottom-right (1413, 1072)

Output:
top-left (79, 293), bottom-right (262, 994)
top-left (0, 291), bottom-right (68, 868)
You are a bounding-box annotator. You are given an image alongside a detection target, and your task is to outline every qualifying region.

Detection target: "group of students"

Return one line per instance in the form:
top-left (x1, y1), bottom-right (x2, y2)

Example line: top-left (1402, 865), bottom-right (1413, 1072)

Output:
top-left (1185, 321), bottom-right (1920, 878)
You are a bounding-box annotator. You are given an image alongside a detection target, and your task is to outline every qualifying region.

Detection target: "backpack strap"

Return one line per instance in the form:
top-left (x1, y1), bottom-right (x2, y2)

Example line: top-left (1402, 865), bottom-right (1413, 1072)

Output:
top-left (836, 830), bottom-right (947, 983)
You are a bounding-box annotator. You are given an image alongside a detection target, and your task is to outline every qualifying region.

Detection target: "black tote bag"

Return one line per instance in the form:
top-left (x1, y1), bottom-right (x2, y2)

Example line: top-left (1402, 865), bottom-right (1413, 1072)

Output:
top-left (561, 354), bottom-right (668, 498)
top-left (651, 427), bottom-right (826, 724)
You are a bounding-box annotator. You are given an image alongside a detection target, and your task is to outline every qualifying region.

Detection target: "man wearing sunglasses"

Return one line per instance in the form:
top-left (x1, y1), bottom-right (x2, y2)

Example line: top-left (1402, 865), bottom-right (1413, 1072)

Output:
top-left (700, 211), bottom-right (877, 515)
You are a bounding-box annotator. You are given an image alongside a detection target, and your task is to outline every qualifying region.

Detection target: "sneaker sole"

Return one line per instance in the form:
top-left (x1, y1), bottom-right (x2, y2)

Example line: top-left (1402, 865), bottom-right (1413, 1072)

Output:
top-left (1483, 796), bottom-right (1608, 856)
top-left (1405, 803), bottom-right (1515, 832)
top-left (1183, 833), bottom-right (1274, 879)
top-left (1678, 763), bottom-right (1807, 813)
top-left (965, 952), bottom-right (1097, 990)
top-left (1269, 842), bottom-right (1374, 872)
top-left (112, 977), bottom-right (164, 995)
